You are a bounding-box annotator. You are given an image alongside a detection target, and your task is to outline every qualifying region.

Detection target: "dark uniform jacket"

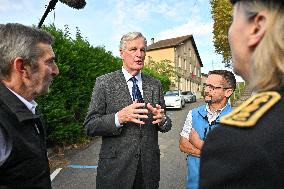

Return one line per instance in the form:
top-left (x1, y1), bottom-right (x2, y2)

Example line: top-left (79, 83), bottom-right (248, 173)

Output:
top-left (0, 84), bottom-right (51, 189)
top-left (84, 70), bottom-right (172, 189)
top-left (199, 89), bottom-right (284, 189)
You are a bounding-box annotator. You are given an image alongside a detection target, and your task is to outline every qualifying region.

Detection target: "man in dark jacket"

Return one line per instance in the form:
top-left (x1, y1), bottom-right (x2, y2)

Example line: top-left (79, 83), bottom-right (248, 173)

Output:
top-left (0, 23), bottom-right (59, 189)
top-left (199, 0), bottom-right (284, 188)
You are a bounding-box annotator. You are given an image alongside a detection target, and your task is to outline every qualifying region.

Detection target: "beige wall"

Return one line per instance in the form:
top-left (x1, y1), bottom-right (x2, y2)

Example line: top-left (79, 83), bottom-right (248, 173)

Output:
top-left (146, 48), bottom-right (174, 64)
top-left (173, 40), bottom-right (202, 93)
top-left (146, 39), bottom-right (202, 96)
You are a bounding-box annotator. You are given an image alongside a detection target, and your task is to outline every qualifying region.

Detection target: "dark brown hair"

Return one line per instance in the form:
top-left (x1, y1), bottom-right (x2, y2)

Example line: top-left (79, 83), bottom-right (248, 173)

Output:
top-left (208, 70), bottom-right (236, 90)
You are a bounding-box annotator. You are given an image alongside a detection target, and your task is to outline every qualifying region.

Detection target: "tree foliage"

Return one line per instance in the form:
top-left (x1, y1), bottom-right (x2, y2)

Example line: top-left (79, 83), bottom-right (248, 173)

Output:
top-left (145, 59), bottom-right (177, 78)
top-left (144, 59), bottom-right (177, 91)
top-left (210, 0), bottom-right (233, 67)
top-left (39, 24), bottom-right (122, 145)
top-left (142, 67), bottom-right (171, 92)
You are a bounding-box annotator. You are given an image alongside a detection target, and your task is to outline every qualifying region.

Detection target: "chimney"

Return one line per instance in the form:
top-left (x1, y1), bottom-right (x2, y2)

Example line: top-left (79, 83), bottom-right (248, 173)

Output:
top-left (151, 38), bottom-right (154, 44)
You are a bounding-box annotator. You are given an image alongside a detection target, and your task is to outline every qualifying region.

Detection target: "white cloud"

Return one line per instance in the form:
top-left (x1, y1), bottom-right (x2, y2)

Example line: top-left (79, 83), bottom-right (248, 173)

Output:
top-left (106, 0), bottom-right (197, 35)
top-left (158, 19), bottom-right (213, 40)
top-left (153, 1), bottom-right (188, 20)
top-left (95, 0), bottom-right (219, 73)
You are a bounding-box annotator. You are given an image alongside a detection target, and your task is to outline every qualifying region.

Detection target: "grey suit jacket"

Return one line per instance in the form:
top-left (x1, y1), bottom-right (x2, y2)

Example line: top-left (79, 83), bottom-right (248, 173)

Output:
top-left (84, 70), bottom-right (172, 189)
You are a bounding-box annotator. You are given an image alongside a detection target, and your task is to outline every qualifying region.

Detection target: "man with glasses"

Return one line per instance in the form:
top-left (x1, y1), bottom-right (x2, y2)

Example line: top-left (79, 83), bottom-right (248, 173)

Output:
top-left (179, 70), bottom-right (236, 189)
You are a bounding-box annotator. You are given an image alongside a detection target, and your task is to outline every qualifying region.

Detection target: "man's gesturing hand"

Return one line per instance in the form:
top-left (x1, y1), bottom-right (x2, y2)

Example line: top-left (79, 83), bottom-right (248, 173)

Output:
top-left (118, 101), bottom-right (148, 125)
top-left (147, 103), bottom-right (166, 125)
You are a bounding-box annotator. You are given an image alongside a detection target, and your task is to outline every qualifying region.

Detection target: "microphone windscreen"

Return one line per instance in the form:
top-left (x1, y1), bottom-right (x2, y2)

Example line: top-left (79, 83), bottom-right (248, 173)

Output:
top-left (59, 0), bottom-right (86, 9)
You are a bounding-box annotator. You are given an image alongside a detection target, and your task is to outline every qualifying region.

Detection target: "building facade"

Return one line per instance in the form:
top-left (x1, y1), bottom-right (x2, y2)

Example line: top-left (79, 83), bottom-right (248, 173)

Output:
top-left (146, 35), bottom-right (203, 94)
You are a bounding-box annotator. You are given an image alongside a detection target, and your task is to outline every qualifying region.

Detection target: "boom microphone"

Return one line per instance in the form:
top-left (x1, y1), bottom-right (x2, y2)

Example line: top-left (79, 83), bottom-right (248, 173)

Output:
top-left (59, 0), bottom-right (86, 9)
top-left (38, 0), bottom-right (86, 28)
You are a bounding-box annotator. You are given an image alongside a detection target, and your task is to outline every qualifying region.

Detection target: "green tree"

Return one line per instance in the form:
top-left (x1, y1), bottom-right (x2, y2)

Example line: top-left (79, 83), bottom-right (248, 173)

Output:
top-left (144, 59), bottom-right (177, 91)
top-left (142, 67), bottom-right (171, 92)
top-left (210, 0), bottom-right (233, 67)
top-left (38, 24), bottom-right (122, 146)
top-left (145, 59), bottom-right (177, 78)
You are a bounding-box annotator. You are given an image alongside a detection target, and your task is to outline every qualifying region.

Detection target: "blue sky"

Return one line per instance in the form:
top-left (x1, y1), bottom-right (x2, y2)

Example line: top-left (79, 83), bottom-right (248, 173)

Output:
top-left (0, 0), bottom-right (242, 81)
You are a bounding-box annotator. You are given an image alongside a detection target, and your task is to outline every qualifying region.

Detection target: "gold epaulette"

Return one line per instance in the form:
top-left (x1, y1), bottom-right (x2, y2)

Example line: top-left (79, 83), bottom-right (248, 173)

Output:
top-left (221, 91), bottom-right (281, 127)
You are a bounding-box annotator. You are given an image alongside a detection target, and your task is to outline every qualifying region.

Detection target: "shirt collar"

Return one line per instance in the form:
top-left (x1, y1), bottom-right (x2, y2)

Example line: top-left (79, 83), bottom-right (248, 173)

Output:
top-left (7, 87), bottom-right (38, 114)
top-left (206, 103), bottom-right (227, 114)
top-left (121, 66), bottom-right (142, 82)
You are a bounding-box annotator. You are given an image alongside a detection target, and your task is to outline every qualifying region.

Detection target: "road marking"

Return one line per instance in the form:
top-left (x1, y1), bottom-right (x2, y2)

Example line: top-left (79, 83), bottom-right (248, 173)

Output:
top-left (67, 165), bottom-right (98, 169)
top-left (50, 168), bottom-right (62, 181)
top-left (50, 165), bottom-right (98, 181)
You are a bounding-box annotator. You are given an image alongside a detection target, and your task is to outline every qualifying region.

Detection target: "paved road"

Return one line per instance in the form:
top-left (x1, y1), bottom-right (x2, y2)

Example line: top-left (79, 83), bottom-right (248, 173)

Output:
top-left (51, 100), bottom-right (204, 189)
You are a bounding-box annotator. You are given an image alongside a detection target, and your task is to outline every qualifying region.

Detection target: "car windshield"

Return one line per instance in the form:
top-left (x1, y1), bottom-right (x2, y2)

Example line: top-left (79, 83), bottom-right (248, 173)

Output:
top-left (164, 91), bottom-right (179, 96)
top-left (182, 91), bottom-right (193, 95)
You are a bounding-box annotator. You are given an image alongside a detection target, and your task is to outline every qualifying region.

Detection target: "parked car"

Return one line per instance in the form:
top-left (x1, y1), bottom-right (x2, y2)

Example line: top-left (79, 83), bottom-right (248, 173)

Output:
top-left (181, 91), bottom-right (196, 103)
top-left (164, 90), bottom-right (185, 109)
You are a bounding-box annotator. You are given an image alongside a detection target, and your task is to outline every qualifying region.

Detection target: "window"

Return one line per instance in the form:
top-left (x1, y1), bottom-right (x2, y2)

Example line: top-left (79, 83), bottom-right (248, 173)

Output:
top-left (178, 56), bottom-right (181, 67)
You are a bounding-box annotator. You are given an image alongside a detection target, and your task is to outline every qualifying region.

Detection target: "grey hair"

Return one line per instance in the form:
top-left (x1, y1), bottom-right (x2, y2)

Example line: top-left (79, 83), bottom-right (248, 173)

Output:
top-left (0, 23), bottom-right (54, 80)
top-left (119, 32), bottom-right (147, 50)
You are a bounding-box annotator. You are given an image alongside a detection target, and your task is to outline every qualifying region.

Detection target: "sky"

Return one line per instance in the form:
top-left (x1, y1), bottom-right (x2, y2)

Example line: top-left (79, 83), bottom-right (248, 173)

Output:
top-left (0, 0), bottom-right (242, 81)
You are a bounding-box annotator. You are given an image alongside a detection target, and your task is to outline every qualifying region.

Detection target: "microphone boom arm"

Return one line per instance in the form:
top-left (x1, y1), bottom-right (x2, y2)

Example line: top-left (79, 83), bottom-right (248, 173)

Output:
top-left (38, 0), bottom-right (58, 28)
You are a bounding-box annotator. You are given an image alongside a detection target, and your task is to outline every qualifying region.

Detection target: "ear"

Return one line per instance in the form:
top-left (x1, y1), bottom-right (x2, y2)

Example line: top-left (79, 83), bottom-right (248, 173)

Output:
top-left (225, 88), bottom-right (234, 98)
top-left (248, 11), bottom-right (267, 47)
top-left (13, 57), bottom-right (25, 73)
top-left (13, 57), bottom-right (30, 78)
top-left (120, 49), bottom-right (124, 60)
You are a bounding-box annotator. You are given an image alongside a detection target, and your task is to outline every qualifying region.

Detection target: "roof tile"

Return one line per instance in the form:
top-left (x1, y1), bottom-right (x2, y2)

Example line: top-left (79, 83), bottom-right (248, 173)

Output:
top-left (147, 35), bottom-right (192, 51)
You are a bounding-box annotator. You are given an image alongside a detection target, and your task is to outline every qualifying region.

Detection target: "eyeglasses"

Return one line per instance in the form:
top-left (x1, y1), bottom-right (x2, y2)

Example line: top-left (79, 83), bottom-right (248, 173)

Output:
top-left (203, 83), bottom-right (231, 91)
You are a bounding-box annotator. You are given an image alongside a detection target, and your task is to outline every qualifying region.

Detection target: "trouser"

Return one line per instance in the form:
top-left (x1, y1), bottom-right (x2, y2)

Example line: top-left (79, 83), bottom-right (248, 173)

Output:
top-left (132, 155), bottom-right (145, 189)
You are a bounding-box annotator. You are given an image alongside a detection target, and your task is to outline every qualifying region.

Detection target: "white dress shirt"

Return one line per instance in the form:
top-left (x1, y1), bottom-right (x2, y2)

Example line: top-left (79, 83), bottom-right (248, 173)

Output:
top-left (8, 88), bottom-right (38, 114)
top-left (114, 67), bottom-right (143, 127)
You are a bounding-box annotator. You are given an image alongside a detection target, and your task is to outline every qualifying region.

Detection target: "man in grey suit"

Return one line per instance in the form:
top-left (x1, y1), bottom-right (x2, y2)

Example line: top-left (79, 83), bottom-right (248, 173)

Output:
top-left (84, 32), bottom-right (172, 189)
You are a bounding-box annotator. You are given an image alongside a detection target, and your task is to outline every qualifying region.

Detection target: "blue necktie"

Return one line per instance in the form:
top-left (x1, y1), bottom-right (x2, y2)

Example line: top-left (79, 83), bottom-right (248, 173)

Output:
top-left (130, 77), bottom-right (144, 103)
